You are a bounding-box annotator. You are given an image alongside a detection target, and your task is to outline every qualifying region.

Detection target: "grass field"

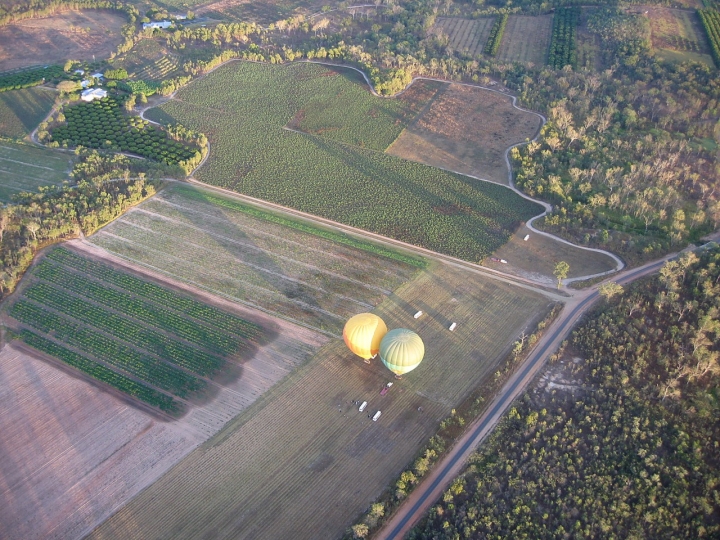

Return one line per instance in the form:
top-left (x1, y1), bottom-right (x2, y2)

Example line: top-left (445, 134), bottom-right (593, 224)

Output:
top-left (0, 10), bottom-right (126, 71)
top-left (496, 15), bottom-right (553, 65)
top-left (387, 83), bottom-right (542, 185)
top-left (88, 259), bottom-right (555, 540)
top-left (0, 142), bottom-right (71, 202)
top-left (9, 247), bottom-right (272, 414)
top-left (145, 62), bottom-right (543, 262)
top-left (0, 86), bottom-right (56, 139)
top-left (88, 183), bottom-right (423, 336)
top-left (432, 17), bottom-right (495, 56)
top-left (648, 7), bottom-right (714, 66)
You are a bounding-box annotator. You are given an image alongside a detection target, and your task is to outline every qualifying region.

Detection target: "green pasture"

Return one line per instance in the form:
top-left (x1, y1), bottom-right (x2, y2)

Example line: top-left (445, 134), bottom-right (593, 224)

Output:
top-left (0, 86), bottom-right (55, 139)
top-left (146, 61), bottom-right (543, 262)
top-left (0, 142), bottom-right (70, 202)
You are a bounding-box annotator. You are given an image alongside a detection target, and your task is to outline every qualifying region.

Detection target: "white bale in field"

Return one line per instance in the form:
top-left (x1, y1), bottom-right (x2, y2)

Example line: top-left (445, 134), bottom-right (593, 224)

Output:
top-left (359, 401), bottom-right (367, 412)
top-left (413, 311), bottom-right (423, 319)
top-left (372, 411), bottom-right (381, 421)
top-left (524, 234), bottom-right (530, 241)
top-left (449, 322), bottom-right (457, 332)
top-left (500, 259), bottom-right (508, 264)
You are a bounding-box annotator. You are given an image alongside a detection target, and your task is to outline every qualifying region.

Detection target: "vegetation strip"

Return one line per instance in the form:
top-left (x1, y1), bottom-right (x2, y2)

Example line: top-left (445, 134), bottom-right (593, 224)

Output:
top-left (484, 14), bottom-right (509, 57)
top-left (699, 9), bottom-right (720, 66)
top-left (548, 7), bottom-right (580, 69)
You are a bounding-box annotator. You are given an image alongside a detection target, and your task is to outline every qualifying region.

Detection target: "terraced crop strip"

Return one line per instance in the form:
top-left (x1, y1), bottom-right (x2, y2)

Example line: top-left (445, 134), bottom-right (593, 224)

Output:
top-left (0, 141), bottom-right (70, 202)
top-left (146, 62), bottom-right (542, 262)
top-left (433, 17), bottom-right (495, 56)
top-left (0, 86), bottom-right (56, 138)
top-left (10, 247), bottom-right (267, 414)
top-left (89, 183), bottom-right (422, 336)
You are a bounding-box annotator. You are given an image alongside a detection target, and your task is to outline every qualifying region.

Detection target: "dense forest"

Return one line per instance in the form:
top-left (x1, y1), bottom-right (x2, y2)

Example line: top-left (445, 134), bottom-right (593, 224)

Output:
top-left (410, 246), bottom-right (720, 539)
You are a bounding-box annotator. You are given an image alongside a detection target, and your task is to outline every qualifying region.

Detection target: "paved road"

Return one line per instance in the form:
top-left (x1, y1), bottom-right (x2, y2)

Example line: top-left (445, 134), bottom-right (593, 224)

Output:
top-left (375, 255), bottom-right (673, 540)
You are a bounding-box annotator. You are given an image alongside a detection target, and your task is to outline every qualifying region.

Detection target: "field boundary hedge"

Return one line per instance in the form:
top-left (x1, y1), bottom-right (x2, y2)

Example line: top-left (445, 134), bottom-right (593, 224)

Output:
top-left (484, 14), bottom-right (509, 56)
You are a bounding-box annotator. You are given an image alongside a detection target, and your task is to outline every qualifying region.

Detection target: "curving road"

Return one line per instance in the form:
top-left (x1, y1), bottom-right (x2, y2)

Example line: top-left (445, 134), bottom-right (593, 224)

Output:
top-left (374, 253), bottom-right (676, 540)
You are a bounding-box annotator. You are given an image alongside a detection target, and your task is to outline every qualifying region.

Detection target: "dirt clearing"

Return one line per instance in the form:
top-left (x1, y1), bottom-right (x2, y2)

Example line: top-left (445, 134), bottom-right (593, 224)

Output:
top-left (485, 225), bottom-right (618, 286)
top-left (0, 10), bottom-right (126, 71)
top-left (387, 83), bottom-right (542, 185)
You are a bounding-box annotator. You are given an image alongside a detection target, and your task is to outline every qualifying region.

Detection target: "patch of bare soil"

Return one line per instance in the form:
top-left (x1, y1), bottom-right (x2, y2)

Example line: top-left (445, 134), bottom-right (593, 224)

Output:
top-left (387, 83), bottom-right (542, 185)
top-left (0, 10), bottom-right (126, 72)
top-left (0, 343), bottom-right (201, 540)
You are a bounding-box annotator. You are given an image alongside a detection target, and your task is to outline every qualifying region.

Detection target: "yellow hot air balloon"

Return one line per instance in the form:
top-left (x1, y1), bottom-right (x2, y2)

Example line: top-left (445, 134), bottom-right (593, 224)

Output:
top-left (379, 328), bottom-right (425, 376)
top-left (343, 313), bottom-right (388, 360)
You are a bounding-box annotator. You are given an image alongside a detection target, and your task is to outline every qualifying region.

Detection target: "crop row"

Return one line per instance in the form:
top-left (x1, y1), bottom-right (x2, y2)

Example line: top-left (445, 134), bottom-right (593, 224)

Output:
top-left (11, 300), bottom-right (204, 398)
top-left (47, 248), bottom-right (265, 338)
top-left (20, 329), bottom-right (179, 413)
top-left (484, 14), bottom-right (509, 56)
top-left (35, 259), bottom-right (249, 356)
top-left (548, 7), bottom-right (580, 69)
top-left (0, 65), bottom-right (65, 92)
top-left (50, 97), bottom-right (197, 165)
top-left (22, 280), bottom-right (224, 376)
top-left (699, 9), bottom-right (720, 66)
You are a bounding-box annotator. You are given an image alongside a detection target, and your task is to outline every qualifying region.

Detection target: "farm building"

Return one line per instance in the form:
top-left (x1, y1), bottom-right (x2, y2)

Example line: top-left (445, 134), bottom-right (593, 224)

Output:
top-left (91, 72), bottom-right (104, 79)
top-left (81, 88), bottom-right (107, 102)
top-left (143, 21), bottom-right (173, 30)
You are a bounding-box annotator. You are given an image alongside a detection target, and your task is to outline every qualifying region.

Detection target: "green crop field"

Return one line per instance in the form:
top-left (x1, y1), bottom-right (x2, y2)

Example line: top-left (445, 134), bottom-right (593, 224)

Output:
top-left (0, 86), bottom-right (56, 139)
top-left (145, 62), bottom-right (543, 262)
top-left (9, 247), bottom-right (269, 414)
top-left (89, 183), bottom-right (423, 335)
top-left (88, 259), bottom-right (556, 540)
top-left (0, 141), bottom-right (71, 202)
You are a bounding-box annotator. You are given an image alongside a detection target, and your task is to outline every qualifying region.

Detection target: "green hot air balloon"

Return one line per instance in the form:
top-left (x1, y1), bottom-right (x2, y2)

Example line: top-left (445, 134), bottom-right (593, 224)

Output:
top-left (379, 328), bottom-right (425, 376)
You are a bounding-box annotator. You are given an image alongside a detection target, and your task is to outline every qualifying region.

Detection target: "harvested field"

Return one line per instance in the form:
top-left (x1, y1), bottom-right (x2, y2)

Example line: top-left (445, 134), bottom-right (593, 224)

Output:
top-left (88, 261), bottom-right (555, 540)
top-left (0, 343), bottom-right (202, 540)
top-left (0, 10), bottom-right (126, 72)
top-left (0, 86), bottom-right (56, 139)
top-left (648, 7), bottom-right (713, 65)
top-left (432, 17), bottom-right (494, 56)
top-left (0, 142), bottom-right (71, 202)
top-left (88, 183), bottom-right (423, 336)
top-left (145, 61), bottom-right (543, 263)
top-left (486, 225), bottom-right (618, 286)
top-left (496, 15), bottom-right (553, 65)
top-left (387, 83), bottom-right (542, 185)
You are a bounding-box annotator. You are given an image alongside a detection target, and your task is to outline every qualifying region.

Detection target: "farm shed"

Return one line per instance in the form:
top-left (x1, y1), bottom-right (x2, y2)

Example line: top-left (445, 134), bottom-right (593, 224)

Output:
top-left (81, 88), bottom-right (107, 102)
top-left (143, 21), bottom-right (173, 30)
